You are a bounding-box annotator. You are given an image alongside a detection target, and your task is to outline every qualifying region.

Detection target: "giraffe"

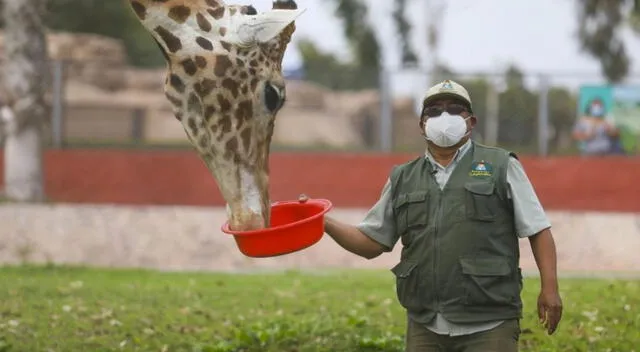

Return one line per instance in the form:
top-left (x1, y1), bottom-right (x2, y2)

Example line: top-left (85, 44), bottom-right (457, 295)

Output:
top-left (127, 0), bottom-right (305, 232)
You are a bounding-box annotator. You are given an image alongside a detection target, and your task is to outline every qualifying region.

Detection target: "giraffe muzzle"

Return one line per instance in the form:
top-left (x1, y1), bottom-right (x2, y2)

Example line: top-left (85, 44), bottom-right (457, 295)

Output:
top-left (224, 168), bottom-right (270, 231)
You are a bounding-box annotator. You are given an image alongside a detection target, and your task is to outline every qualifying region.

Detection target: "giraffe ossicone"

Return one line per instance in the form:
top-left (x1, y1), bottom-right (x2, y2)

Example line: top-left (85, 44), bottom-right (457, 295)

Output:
top-left (127, 0), bottom-right (306, 232)
top-left (230, 9), bottom-right (306, 46)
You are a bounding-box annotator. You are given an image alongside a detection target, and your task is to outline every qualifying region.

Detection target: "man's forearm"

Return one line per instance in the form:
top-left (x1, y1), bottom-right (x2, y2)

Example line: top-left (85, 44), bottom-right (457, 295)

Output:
top-left (324, 216), bottom-right (384, 259)
top-left (528, 228), bottom-right (559, 291)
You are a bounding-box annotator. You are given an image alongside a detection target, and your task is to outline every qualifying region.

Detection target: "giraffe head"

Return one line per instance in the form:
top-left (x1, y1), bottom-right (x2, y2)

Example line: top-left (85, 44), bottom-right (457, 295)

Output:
top-left (128, 0), bottom-right (305, 231)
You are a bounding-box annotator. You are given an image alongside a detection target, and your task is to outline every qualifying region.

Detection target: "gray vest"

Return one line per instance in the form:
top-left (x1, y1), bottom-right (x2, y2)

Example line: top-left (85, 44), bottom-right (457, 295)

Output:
top-left (389, 142), bottom-right (523, 324)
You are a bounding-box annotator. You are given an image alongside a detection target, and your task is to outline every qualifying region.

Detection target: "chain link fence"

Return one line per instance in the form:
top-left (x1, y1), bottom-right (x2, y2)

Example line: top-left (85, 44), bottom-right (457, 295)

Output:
top-left (3, 59), bottom-right (639, 156)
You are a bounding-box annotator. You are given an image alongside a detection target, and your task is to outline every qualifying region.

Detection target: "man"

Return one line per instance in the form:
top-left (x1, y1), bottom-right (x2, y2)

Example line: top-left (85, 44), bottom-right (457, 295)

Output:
top-left (304, 80), bottom-right (563, 351)
top-left (572, 97), bottom-right (620, 156)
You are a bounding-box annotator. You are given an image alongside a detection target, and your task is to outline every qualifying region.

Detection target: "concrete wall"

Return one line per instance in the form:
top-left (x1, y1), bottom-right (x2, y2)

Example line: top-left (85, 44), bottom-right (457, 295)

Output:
top-left (0, 204), bottom-right (638, 274)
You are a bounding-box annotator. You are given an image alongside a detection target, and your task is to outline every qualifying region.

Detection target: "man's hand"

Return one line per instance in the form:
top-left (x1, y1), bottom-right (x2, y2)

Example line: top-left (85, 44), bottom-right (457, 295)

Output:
top-left (537, 289), bottom-right (562, 335)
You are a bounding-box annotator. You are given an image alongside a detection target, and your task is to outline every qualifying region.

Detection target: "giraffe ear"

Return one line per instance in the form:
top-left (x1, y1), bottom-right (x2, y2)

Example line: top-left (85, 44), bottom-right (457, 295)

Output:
top-left (228, 8), bottom-right (306, 47)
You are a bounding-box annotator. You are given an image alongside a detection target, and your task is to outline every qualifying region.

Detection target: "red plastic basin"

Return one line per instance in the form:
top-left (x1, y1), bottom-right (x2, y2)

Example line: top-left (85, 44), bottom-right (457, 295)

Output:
top-left (221, 198), bottom-right (333, 258)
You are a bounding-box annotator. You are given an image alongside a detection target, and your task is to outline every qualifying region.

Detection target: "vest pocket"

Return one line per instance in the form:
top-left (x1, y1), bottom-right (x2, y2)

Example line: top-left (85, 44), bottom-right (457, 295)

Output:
top-left (393, 191), bottom-right (429, 237)
top-left (464, 180), bottom-right (498, 221)
top-left (460, 257), bottom-right (515, 306)
top-left (391, 261), bottom-right (425, 312)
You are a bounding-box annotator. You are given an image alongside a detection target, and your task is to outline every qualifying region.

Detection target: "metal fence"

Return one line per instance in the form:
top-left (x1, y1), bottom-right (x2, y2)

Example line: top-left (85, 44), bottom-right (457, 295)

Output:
top-left (381, 67), bottom-right (640, 156)
top-left (7, 59), bottom-right (640, 156)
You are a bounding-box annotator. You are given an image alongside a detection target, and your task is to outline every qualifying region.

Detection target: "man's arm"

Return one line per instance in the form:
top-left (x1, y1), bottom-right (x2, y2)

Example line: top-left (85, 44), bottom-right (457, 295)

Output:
top-left (323, 216), bottom-right (386, 259)
top-left (529, 227), bottom-right (562, 335)
top-left (528, 228), bottom-right (558, 292)
top-left (303, 178), bottom-right (399, 260)
top-left (506, 157), bottom-right (563, 335)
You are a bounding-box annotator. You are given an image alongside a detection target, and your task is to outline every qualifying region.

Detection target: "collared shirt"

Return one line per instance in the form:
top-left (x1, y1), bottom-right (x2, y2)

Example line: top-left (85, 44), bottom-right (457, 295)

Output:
top-left (356, 139), bottom-right (551, 336)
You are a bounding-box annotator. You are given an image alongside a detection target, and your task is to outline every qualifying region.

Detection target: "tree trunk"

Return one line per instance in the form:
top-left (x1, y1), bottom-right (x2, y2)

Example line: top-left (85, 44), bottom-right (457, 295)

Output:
top-left (2, 0), bottom-right (49, 202)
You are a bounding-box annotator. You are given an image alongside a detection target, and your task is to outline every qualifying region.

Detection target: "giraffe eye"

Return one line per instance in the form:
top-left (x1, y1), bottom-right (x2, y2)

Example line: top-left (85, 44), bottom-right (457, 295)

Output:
top-left (264, 83), bottom-right (284, 113)
top-left (245, 5), bottom-right (257, 15)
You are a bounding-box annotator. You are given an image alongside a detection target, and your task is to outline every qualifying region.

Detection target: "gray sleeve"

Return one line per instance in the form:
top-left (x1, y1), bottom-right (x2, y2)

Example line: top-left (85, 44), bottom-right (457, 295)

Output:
top-left (355, 178), bottom-right (399, 251)
top-left (506, 157), bottom-right (552, 238)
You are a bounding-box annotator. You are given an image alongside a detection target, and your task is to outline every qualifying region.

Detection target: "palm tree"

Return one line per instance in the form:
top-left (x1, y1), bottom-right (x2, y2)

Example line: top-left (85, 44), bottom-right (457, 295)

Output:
top-left (1, 0), bottom-right (49, 202)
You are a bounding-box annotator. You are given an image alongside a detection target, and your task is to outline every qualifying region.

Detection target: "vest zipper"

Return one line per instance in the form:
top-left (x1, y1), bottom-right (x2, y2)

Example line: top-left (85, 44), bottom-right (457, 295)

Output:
top-left (433, 194), bottom-right (442, 310)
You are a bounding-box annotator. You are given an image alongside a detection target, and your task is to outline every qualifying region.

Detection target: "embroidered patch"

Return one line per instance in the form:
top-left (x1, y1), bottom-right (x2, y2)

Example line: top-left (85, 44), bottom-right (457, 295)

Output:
top-left (470, 160), bottom-right (493, 177)
top-left (440, 80), bottom-right (454, 91)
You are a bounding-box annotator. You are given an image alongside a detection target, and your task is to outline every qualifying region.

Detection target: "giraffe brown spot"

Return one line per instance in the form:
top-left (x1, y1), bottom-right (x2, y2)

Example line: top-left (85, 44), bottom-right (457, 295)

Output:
top-left (196, 12), bottom-right (212, 32)
top-left (207, 7), bottom-right (225, 20)
top-left (187, 93), bottom-right (202, 113)
top-left (195, 56), bottom-right (207, 68)
top-left (219, 27), bottom-right (227, 36)
top-left (222, 78), bottom-right (239, 98)
top-left (180, 58), bottom-right (197, 76)
top-left (165, 92), bottom-right (182, 107)
top-left (194, 78), bottom-right (217, 98)
top-left (225, 136), bottom-right (239, 157)
top-left (198, 134), bottom-right (209, 149)
top-left (204, 106), bottom-right (216, 121)
top-left (220, 41), bottom-right (232, 52)
top-left (250, 79), bottom-right (259, 92)
top-left (196, 37), bottom-right (214, 51)
top-left (239, 72), bottom-right (248, 80)
top-left (235, 58), bottom-right (245, 67)
top-left (240, 127), bottom-right (252, 152)
top-left (169, 74), bottom-right (185, 93)
top-left (213, 55), bottom-right (233, 77)
top-left (236, 100), bottom-right (253, 127)
top-left (219, 115), bottom-right (232, 134)
top-left (187, 117), bottom-right (198, 136)
top-left (154, 26), bottom-right (182, 53)
top-left (241, 84), bottom-right (249, 95)
top-left (168, 5), bottom-right (191, 23)
top-left (210, 123), bottom-right (218, 134)
top-left (205, 0), bottom-right (221, 7)
top-left (130, 1), bottom-right (147, 20)
top-left (249, 59), bottom-right (258, 67)
top-left (217, 94), bottom-right (232, 112)
top-left (174, 112), bottom-right (183, 121)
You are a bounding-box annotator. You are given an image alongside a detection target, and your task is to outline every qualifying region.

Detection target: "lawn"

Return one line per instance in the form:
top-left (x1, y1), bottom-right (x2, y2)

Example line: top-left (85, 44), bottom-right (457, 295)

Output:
top-left (0, 265), bottom-right (638, 352)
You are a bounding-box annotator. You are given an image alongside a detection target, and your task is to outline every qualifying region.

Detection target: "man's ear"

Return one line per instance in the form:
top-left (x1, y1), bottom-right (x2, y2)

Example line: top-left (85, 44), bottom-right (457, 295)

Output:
top-left (419, 118), bottom-right (426, 136)
top-left (469, 115), bottom-right (478, 128)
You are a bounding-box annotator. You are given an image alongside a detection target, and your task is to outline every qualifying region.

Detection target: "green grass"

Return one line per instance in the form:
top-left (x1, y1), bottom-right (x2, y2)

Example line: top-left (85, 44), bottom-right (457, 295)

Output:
top-left (0, 265), bottom-right (638, 351)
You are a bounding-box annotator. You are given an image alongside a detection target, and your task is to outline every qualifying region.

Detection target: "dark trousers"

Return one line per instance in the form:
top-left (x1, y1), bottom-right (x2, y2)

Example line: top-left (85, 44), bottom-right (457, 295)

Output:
top-left (405, 317), bottom-right (520, 352)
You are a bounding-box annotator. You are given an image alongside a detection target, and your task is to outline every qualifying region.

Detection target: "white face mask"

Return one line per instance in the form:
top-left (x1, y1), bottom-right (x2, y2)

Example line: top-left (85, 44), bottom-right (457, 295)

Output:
top-left (590, 104), bottom-right (604, 117)
top-left (424, 112), bottom-right (470, 148)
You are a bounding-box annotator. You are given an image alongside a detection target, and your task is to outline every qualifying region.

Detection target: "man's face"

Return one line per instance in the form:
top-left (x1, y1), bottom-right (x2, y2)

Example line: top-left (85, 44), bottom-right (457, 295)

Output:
top-left (589, 102), bottom-right (604, 117)
top-left (420, 98), bottom-right (476, 138)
